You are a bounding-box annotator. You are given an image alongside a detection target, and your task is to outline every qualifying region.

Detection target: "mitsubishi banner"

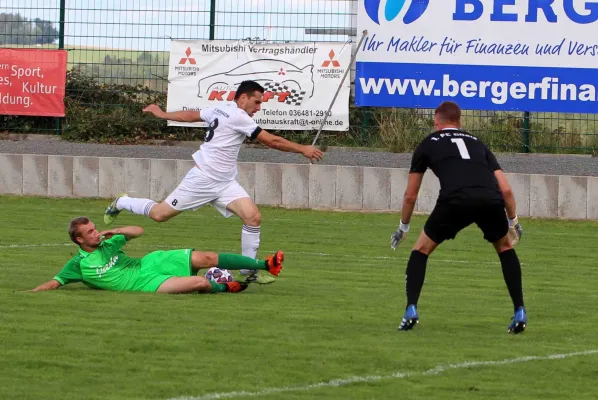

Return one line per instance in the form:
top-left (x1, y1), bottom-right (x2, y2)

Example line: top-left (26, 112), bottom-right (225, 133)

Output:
top-left (167, 40), bottom-right (350, 130)
top-left (356, 0), bottom-right (598, 113)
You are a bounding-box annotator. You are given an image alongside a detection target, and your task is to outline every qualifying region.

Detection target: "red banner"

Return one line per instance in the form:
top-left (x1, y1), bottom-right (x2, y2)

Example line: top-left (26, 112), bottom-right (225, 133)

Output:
top-left (0, 48), bottom-right (67, 117)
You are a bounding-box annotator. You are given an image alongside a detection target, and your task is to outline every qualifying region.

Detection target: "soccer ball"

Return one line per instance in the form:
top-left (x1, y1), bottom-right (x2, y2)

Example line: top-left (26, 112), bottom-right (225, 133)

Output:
top-left (205, 267), bottom-right (233, 283)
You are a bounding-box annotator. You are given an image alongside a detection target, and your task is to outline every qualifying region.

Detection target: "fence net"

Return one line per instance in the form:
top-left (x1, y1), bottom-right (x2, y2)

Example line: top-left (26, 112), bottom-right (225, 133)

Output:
top-left (1, 1), bottom-right (596, 154)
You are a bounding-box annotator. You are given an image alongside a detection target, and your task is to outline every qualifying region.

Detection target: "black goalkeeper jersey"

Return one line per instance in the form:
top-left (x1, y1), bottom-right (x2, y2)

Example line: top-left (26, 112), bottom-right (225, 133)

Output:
top-left (410, 129), bottom-right (505, 206)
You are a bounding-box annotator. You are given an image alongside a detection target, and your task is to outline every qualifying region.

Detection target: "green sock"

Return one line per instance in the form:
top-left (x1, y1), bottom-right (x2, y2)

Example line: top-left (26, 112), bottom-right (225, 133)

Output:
top-left (217, 253), bottom-right (267, 270)
top-left (209, 281), bottom-right (228, 293)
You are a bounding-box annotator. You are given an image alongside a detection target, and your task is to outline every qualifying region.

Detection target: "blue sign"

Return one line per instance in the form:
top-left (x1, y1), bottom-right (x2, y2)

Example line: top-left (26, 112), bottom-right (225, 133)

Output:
top-left (356, 0), bottom-right (598, 113)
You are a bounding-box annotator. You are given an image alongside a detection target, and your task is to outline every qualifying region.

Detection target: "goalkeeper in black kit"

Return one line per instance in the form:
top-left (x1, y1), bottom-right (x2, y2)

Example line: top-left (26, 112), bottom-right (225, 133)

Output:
top-left (390, 101), bottom-right (526, 334)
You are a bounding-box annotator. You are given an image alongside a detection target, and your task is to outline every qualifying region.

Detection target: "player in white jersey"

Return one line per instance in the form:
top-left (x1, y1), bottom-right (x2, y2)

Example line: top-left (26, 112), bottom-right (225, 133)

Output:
top-left (103, 80), bottom-right (323, 284)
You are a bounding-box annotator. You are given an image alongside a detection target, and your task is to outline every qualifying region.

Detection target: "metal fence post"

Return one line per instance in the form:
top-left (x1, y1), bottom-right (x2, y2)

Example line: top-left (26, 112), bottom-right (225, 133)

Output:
top-left (360, 108), bottom-right (372, 146)
top-left (209, 0), bottom-right (216, 40)
top-left (55, 0), bottom-right (66, 135)
top-left (523, 111), bottom-right (530, 153)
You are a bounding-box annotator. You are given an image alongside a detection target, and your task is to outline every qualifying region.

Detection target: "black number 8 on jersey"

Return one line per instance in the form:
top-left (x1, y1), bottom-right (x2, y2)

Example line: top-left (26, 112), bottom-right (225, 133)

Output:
top-left (205, 118), bottom-right (219, 142)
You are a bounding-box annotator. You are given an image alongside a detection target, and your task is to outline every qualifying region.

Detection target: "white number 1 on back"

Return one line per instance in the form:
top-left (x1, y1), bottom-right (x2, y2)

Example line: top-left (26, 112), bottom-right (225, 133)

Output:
top-left (451, 138), bottom-right (471, 159)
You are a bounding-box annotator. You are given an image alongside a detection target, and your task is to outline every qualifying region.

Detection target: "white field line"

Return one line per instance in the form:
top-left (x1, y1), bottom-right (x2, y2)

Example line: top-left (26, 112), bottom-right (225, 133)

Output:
top-left (0, 242), bottom-right (507, 266)
top-left (0, 243), bottom-right (72, 249)
top-left (35, 211), bottom-right (592, 236)
top-left (167, 349), bottom-right (598, 400)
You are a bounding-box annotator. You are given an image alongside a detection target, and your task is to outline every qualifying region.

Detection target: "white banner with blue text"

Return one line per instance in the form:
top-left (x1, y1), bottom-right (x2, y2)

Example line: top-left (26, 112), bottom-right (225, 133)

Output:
top-left (356, 0), bottom-right (598, 113)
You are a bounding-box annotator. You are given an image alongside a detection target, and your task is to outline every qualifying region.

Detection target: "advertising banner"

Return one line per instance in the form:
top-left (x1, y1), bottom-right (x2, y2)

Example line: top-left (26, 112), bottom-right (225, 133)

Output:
top-left (0, 49), bottom-right (67, 117)
top-left (167, 40), bottom-right (350, 130)
top-left (356, 0), bottom-right (598, 113)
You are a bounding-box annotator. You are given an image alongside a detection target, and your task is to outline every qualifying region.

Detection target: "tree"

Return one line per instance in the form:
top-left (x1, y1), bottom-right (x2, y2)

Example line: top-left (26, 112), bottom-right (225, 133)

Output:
top-left (33, 18), bottom-right (59, 45)
top-left (0, 13), bottom-right (58, 45)
top-left (137, 52), bottom-right (156, 65)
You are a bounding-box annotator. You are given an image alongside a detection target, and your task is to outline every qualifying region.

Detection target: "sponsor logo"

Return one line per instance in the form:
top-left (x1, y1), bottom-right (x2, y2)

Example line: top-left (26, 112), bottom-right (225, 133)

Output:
top-left (364, 0), bottom-right (429, 25)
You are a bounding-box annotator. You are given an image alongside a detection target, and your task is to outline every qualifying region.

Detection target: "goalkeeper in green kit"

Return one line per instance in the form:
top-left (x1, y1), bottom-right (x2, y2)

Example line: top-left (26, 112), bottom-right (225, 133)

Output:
top-left (32, 217), bottom-right (284, 294)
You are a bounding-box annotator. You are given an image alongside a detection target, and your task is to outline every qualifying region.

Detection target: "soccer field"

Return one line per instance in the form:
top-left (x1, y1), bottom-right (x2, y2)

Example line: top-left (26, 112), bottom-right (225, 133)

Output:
top-left (1, 196), bottom-right (598, 400)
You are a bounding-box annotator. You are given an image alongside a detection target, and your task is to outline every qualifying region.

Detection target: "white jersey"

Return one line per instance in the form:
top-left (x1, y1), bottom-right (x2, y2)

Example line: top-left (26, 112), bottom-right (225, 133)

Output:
top-left (192, 102), bottom-right (262, 182)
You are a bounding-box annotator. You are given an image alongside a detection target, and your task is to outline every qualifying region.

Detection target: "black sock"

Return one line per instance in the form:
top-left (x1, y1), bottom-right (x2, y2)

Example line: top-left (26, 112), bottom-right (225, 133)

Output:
top-left (405, 250), bottom-right (428, 307)
top-left (499, 249), bottom-right (525, 311)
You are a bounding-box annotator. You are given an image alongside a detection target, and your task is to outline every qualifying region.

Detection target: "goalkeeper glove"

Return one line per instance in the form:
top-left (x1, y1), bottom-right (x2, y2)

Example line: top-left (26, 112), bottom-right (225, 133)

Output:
top-left (390, 221), bottom-right (410, 251)
top-left (507, 215), bottom-right (522, 245)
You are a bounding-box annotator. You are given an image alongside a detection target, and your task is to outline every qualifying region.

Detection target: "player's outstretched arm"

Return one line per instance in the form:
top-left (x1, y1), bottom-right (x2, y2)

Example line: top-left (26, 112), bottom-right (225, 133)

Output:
top-left (99, 226), bottom-right (144, 241)
top-left (391, 172), bottom-right (424, 250)
top-left (401, 173), bottom-right (424, 225)
top-left (255, 130), bottom-right (323, 163)
top-left (494, 170), bottom-right (522, 243)
top-left (142, 104), bottom-right (202, 123)
top-left (494, 170), bottom-right (517, 218)
top-left (31, 280), bottom-right (62, 291)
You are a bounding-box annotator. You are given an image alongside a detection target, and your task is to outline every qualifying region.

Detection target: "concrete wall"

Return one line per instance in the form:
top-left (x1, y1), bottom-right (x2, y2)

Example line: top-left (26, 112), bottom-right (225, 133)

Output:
top-left (0, 154), bottom-right (596, 220)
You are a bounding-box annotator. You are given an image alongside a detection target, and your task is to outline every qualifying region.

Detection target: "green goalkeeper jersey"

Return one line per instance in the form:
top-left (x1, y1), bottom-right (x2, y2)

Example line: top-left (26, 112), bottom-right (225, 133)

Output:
top-left (54, 235), bottom-right (142, 291)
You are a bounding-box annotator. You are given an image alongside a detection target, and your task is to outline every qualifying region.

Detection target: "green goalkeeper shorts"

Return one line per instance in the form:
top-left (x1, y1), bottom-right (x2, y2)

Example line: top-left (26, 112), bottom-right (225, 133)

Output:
top-left (134, 249), bottom-right (194, 292)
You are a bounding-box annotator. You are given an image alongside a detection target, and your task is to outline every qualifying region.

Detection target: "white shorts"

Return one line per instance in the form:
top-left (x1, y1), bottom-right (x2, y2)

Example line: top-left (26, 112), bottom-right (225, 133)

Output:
top-left (164, 166), bottom-right (250, 217)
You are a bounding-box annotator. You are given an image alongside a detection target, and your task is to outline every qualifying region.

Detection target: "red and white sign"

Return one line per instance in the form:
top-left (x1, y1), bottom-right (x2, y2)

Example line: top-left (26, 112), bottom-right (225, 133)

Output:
top-left (0, 49), bottom-right (68, 117)
top-left (166, 40), bottom-right (350, 131)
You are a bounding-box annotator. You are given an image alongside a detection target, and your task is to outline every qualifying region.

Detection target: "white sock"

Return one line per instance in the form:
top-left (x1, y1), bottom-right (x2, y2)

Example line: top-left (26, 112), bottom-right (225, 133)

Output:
top-left (240, 224), bottom-right (261, 275)
top-left (116, 196), bottom-right (156, 217)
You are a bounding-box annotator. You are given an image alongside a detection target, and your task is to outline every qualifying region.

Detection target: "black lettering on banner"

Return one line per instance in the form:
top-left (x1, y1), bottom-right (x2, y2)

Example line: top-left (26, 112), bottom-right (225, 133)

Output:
top-left (205, 118), bottom-right (219, 142)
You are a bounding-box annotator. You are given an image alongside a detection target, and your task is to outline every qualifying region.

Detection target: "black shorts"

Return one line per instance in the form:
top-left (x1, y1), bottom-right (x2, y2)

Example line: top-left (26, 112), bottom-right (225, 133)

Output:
top-left (424, 202), bottom-right (509, 244)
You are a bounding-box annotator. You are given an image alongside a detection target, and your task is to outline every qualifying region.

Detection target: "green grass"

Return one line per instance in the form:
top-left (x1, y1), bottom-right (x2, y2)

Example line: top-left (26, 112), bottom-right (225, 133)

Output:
top-left (1, 195), bottom-right (598, 400)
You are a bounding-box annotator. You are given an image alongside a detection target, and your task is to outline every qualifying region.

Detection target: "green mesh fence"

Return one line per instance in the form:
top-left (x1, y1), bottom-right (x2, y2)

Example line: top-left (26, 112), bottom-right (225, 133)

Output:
top-left (0, 1), bottom-right (596, 154)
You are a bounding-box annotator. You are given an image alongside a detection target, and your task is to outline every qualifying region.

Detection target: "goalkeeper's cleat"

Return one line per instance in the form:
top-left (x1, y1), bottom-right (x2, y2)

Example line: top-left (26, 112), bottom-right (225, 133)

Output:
top-left (398, 304), bottom-right (419, 331)
top-left (508, 306), bottom-right (527, 334)
top-left (265, 251), bottom-right (284, 276)
top-left (224, 281), bottom-right (249, 293)
top-left (104, 193), bottom-right (127, 225)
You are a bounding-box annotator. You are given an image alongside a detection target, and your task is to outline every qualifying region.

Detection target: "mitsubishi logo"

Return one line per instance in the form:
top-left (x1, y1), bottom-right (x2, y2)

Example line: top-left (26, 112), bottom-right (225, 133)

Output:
top-left (322, 50), bottom-right (340, 68)
top-left (179, 47), bottom-right (197, 64)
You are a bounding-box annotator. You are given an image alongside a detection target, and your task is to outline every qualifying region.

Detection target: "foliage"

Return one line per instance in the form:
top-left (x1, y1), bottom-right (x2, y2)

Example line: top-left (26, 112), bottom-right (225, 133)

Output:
top-left (0, 62), bottom-right (596, 153)
top-left (61, 68), bottom-right (202, 143)
top-left (0, 13), bottom-right (58, 45)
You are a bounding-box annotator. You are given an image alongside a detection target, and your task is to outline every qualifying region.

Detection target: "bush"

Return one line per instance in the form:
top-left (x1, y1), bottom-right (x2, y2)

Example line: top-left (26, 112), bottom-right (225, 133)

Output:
top-left (61, 68), bottom-right (202, 143)
top-left (2, 68), bottom-right (597, 154)
top-left (371, 108), bottom-right (433, 152)
top-left (0, 67), bottom-right (202, 142)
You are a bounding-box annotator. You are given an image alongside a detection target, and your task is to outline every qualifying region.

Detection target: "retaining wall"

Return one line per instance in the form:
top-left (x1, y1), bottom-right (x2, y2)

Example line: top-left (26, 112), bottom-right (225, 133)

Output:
top-left (1, 154), bottom-right (596, 220)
